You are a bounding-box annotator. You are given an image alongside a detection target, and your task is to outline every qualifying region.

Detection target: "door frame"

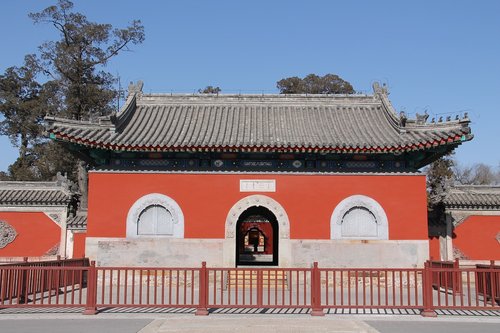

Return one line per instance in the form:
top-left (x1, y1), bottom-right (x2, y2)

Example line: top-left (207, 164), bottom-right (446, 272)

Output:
top-left (223, 195), bottom-right (291, 268)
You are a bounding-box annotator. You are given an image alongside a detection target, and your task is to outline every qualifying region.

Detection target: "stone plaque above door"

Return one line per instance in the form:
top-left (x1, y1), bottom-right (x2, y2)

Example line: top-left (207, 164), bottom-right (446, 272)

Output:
top-left (240, 180), bottom-right (276, 192)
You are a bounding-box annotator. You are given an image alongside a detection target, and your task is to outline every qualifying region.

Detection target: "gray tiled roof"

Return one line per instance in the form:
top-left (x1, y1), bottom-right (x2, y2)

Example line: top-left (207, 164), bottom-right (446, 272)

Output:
top-left (45, 84), bottom-right (472, 154)
top-left (444, 185), bottom-right (500, 209)
top-left (0, 181), bottom-right (72, 206)
top-left (67, 211), bottom-right (87, 230)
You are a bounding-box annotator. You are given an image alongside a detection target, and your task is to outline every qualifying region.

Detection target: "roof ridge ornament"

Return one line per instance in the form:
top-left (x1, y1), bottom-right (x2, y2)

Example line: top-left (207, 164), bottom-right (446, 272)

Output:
top-left (415, 111), bottom-right (429, 125)
top-left (399, 111), bottom-right (407, 127)
top-left (372, 82), bottom-right (389, 96)
top-left (128, 80), bottom-right (144, 96)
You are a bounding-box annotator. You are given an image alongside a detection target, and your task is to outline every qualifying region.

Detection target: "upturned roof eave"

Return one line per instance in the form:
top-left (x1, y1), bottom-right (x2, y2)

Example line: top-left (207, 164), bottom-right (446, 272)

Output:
top-left (44, 82), bottom-right (473, 160)
top-left (47, 130), bottom-right (468, 155)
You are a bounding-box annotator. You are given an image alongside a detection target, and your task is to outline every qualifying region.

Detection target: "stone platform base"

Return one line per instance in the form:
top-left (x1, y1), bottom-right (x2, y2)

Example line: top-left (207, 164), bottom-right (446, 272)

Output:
top-left (85, 237), bottom-right (428, 268)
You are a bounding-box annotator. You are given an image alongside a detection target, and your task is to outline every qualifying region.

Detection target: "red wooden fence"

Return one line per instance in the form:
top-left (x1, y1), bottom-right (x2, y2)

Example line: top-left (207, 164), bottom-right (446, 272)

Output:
top-left (0, 257), bottom-right (89, 303)
top-left (475, 261), bottom-right (500, 307)
top-left (429, 258), bottom-right (462, 295)
top-left (1, 259), bottom-right (499, 316)
top-left (319, 267), bottom-right (424, 311)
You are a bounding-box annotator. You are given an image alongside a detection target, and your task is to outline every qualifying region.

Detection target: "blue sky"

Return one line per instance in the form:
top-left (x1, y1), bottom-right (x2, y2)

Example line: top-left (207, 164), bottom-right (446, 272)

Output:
top-left (1, 0), bottom-right (499, 172)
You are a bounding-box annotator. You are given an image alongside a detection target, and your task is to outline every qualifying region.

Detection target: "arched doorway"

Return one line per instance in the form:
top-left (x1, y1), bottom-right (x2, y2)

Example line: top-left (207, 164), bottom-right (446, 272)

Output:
top-left (236, 206), bottom-right (279, 266)
top-left (224, 195), bottom-right (290, 267)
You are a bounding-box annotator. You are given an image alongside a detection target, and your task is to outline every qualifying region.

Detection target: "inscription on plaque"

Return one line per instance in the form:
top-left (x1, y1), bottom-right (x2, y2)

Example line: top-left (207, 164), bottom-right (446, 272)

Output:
top-left (240, 180), bottom-right (276, 192)
top-left (240, 160), bottom-right (274, 168)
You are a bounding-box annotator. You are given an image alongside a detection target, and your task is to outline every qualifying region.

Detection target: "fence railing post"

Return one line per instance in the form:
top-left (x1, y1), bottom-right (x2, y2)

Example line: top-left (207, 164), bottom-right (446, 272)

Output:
top-left (490, 260), bottom-right (497, 306)
top-left (310, 262), bottom-right (324, 316)
top-left (83, 261), bottom-right (97, 315)
top-left (453, 258), bottom-right (462, 295)
top-left (195, 261), bottom-right (209, 316)
top-left (421, 261), bottom-right (437, 317)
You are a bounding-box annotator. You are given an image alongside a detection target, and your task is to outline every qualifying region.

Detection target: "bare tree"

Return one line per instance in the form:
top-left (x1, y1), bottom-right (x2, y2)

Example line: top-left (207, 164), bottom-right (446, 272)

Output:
top-left (454, 162), bottom-right (499, 185)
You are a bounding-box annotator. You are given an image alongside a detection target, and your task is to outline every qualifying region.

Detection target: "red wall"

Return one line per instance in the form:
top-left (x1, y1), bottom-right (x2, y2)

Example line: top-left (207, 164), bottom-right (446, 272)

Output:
top-left (428, 236), bottom-right (441, 260)
top-left (72, 232), bottom-right (87, 258)
top-left (0, 212), bottom-right (61, 257)
top-left (87, 172), bottom-right (428, 241)
top-left (454, 215), bottom-right (500, 260)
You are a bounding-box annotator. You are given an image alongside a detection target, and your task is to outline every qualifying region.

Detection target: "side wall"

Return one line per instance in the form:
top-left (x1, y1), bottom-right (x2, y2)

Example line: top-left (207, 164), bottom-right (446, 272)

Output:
top-left (0, 212), bottom-right (61, 257)
top-left (72, 232), bottom-right (87, 258)
top-left (86, 172), bottom-right (429, 267)
top-left (428, 236), bottom-right (441, 260)
top-left (453, 215), bottom-right (500, 260)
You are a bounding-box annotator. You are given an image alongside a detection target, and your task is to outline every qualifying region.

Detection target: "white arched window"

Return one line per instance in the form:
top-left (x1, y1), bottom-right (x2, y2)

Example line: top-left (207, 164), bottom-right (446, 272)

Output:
top-left (331, 195), bottom-right (388, 240)
top-left (137, 205), bottom-right (174, 235)
top-left (127, 193), bottom-right (184, 238)
top-left (341, 206), bottom-right (377, 238)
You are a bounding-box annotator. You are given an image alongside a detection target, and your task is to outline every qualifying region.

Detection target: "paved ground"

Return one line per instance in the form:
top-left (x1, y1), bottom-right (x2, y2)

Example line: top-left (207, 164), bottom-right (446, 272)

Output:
top-left (1, 310), bottom-right (500, 333)
top-left (0, 318), bottom-right (152, 333)
top-left (366, 320), bottom-right (500, 333)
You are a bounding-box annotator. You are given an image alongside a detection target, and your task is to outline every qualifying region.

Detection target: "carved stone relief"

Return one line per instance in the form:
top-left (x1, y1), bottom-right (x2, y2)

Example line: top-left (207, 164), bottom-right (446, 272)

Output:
top-left (225, 195), bottom-right (290, 240)
top-left (48, 213), bottom-right (61, 224)
top-left (0, 220), bottom-right (17, 249)
top-left (45, 243), bottom-right (60, 256)
top-left (453, 246), bottom-right (469, 260)
top-left (448, 211), bottom-right (468, 228)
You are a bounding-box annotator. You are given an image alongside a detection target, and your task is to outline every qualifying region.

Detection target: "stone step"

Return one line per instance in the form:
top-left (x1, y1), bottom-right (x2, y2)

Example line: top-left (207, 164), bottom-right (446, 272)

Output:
top-left (226, 270), bottom-right (288, 289)
top-left (227, 273), bottom-right (287, 280)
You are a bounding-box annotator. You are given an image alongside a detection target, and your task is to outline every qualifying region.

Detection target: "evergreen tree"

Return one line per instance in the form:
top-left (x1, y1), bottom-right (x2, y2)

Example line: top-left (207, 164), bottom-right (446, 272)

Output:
top-left (0, 55), bottom-right (46, 180)
top-left (426, 155), bottom-right (455, 206)
top-left (29, 0), bottom-right (145, 120)
top-left (277, 74), bottom-right (355, 94)
top-left (0, 0), bottom-right (145, 182)
top-left (198, 86), bottom-right (221, 94)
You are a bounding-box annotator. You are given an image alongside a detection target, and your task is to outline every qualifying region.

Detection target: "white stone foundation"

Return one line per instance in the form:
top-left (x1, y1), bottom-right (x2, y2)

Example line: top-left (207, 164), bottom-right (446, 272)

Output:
top-left (86, 237), bottom-right (428, 268)
top-left (290, 239), bottom-right (428, 268)
top-left (86, 237), bottom-right (223, 267)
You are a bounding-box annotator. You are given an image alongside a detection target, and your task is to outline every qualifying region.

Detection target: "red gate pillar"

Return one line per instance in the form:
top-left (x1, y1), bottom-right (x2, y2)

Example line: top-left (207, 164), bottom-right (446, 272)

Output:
top-left (310, 262), bottom-right (324, 316)
top-left (195, 261), bottom-right (209, 316)
top-left (83, 261), bottom-right (97, 315)
top-left (421, 261), bottom-right (437, 317)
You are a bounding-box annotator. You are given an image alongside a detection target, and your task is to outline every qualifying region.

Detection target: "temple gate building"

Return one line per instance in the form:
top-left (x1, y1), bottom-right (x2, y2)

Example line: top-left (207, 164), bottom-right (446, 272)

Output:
top-left (45, 82), bottom-right (473, 268)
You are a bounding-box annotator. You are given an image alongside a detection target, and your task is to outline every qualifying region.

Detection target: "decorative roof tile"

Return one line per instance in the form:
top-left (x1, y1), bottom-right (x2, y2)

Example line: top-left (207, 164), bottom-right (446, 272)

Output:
top-left (67, 211), bottom-right (87, 230)
top-left (45, 83), bottom-right (473, 155)
top-left (0, 181), bottom-right (72, 206)
top-left (444, 185), bottom-right (500, 209)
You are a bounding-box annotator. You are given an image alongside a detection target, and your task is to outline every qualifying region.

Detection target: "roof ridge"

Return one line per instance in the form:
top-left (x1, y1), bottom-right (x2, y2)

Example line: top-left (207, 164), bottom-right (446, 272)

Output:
top-left (0, 181), bottom-right (67, 188)
top-left (139, 92), bottom-right (373, 98)
top-left (43, 82), bottom-right (473, 162)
